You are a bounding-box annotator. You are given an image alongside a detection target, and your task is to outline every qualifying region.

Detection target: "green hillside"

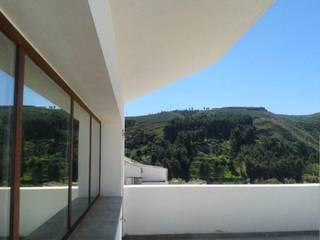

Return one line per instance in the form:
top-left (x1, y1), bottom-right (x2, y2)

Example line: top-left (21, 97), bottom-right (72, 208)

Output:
top-left (125, 107), bottom-right (320, 184)
top-left (0, 106), bottom-right (70, 186)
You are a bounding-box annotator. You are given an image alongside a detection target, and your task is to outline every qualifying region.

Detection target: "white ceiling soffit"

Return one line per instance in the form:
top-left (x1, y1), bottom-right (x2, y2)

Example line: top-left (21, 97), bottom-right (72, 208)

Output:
top-left (109, 0), bottom-right (274, 102)
top-left (0, 0), bottom-right (123, 122)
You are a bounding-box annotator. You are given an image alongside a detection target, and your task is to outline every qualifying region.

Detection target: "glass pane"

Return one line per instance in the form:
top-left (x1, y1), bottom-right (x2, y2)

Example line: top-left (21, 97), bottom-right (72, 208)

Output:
top-left (20, 57), bottom-right (70, 239)
top-left (72, 102), bottom-right (90, 225)
top-left (90, 118), bottom-right (100, 201)
top-left (0, 31), bottom-right (15, 240)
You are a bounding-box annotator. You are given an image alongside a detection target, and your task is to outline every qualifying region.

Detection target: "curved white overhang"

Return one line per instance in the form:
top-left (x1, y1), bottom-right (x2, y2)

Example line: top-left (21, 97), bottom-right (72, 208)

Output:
top-left (108, 0), bottom-right (274, 102)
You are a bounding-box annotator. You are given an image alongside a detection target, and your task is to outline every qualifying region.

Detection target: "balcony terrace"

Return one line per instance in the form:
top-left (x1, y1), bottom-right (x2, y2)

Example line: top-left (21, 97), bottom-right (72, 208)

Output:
top-left (0, 1), bottom-right (319, 240)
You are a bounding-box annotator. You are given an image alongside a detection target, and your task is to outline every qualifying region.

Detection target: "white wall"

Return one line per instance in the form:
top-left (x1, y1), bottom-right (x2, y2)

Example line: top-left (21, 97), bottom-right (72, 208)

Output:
top-left (0, 187), bottom-right (10, 237)
top-left (100, 122), bottom-right (124, 240)
top-left (124, 184), bottom-right (320, 236)
top-left (0, 187), bottom-right (78, 237)
top-left (124, 164), bottom-right (168, 184)
top-left (125, 165), bottom-right (142, 179)
top-left (142, 166), bottom-right (168, 182)
top-left (88, 0), bottom-right (124, 118)
top-left (101, 122), bottom-right (124, 197)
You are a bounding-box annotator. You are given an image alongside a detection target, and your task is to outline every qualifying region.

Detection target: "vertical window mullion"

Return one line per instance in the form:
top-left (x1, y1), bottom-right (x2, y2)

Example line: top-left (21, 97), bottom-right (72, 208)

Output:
top-left (88, 116), bottom-right (92, 204)
top-left (99, 123), bottom-right (101, 197)
top-left (10, 46), bottom-right (25, 240)
top-left (67, 98), bottom-right (74, 230)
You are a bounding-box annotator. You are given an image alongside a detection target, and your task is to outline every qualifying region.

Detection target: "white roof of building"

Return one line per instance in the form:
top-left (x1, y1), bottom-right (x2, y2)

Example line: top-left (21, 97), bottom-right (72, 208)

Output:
top-left (124, 157), bottom-right (166, 170)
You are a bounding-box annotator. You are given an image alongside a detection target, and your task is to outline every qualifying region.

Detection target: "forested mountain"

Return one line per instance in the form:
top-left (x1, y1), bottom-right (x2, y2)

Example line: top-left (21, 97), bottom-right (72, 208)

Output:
top-left (125, 107), bottom-right (320, 184)
top-left (0, 106), bottom-right (70, 186)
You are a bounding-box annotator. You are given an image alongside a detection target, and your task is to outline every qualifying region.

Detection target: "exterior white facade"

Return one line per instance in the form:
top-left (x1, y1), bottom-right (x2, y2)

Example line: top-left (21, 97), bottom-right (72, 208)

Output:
top-left (1, 1), bottom-right (319, 240)
top-left (124, 157), bottom-right (168, 184)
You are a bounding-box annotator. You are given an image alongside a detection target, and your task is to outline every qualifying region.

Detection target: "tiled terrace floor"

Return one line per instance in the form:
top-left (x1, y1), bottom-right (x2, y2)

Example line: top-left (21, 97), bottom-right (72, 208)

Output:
top-left (70, 197), bottom-right (123, 240)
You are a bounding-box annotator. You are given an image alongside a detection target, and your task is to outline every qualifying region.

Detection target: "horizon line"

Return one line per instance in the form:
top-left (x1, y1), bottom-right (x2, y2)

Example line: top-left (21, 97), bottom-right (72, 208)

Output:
top-left (125, 106), bottom-right (320, 117)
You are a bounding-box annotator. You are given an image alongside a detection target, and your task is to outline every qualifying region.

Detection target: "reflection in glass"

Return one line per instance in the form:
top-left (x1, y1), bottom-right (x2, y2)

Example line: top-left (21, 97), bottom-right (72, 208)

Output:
top-left (0, 31), bottom-right (16, 240)
top-left (90, 118), bottom-right (100, 201)
top-left (20, 57), bottom-right (70, 239)
top-left (72, 102), bottom-right (90, 225)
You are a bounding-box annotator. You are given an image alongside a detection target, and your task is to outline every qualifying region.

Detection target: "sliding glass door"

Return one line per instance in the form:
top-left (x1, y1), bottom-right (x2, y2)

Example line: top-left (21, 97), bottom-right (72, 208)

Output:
top-left (0, 12), bottom-right (102, 239)
top-left (20, 57), bottom-right (71, 239)
top-left (71, 102), bottom-right (90, 225)
top-left (0, 30), bottom-right (16, 240)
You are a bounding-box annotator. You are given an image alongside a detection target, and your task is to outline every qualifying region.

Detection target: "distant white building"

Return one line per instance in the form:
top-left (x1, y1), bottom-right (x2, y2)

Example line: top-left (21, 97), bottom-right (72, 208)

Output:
top-left (124, 157), bottom-right (168, 185)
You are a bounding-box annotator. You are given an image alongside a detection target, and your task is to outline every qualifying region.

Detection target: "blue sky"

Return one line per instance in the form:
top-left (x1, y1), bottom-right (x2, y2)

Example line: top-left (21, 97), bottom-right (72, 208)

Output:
top-left (0, 70), bottom-right (56, 108)
top-left (126, 0), bottom-right (320, 116)
top-left (0, 70), bottom-right (14, 105)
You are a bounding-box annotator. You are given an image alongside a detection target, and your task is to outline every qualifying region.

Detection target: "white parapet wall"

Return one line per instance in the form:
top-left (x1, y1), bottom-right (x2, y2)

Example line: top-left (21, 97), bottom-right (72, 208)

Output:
top-left (123, 184), bottom-right (320, 236)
